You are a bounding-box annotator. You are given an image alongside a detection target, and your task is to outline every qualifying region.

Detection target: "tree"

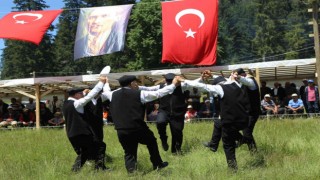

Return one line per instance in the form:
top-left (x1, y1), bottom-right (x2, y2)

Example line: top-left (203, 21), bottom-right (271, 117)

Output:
top-left (52, 0), bottom-right (86, 76)
top-left (126, 0), bottom-right (166, 70)
top-left (252, 0), bottom-right (291, 61)
top-left (284, 0), bottom-right (313, 59)
top-left (1, 0), bottom-right (54, 79)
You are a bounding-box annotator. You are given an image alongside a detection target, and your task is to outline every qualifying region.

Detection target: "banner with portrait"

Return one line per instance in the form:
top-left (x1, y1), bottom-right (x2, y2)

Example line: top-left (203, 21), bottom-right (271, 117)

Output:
top-left (74, 5), bottom-right (133, 60)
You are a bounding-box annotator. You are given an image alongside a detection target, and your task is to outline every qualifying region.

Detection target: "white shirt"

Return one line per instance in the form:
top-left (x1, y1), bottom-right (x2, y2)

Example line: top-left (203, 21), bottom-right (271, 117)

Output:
top-left (67, 81), bottom-right (104, 114)
top-left (101, 83), bottom-right (176, 104)
top-left (181, 79), bottom-right (241, 98)
top-left (238, 76), bottom-right (258, 90)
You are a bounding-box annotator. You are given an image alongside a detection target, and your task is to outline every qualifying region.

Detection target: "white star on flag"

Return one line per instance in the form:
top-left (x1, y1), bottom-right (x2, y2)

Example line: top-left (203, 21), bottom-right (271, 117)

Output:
top-left (184, 28), bottom-right (196, 38)
top-left (16, 20), bottom-right (27, 24)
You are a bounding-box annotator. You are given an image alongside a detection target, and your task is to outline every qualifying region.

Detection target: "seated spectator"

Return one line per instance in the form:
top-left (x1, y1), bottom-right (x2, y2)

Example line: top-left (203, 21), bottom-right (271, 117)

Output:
top-left (25, 98), bottom-right (36, 111)
top-left (287, 93), bottom-right (304, 114)
top-left (199, 99), bottom-right (214, 118)
top-left (147, 102), bottom-right (160, 122)
top-left (261, 94), bottom-right (285, 115)
top-left (0, 99), bottom-right (9, 121)
top-left (48, 112), bottom-right (65, 126)
top-left (102, 107), bottom-right (108, 125)
top-left (18, 108), bottom-right (35, 127)
top-left (10, 97), bottom-right (24, 113)
top-left (39, 102), bottom-right (53, 126)
top-left (0, 106), bottom-right (20, 127)
top-left (184, 105), bottom-right (197, 123)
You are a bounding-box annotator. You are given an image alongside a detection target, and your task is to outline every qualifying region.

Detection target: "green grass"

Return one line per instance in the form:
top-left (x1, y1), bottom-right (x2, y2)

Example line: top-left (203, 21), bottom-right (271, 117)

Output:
top-left (1, 118), bottom-right (320, 179)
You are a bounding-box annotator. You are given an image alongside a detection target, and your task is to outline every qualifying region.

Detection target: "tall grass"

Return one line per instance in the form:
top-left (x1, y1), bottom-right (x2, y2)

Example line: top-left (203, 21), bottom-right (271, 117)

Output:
top-left (0, 118), bottom-right (320, 179)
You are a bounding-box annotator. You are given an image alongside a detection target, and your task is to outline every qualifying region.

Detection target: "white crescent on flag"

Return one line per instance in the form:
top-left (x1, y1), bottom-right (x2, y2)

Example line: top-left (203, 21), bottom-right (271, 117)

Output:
top-left (175, 9), bottom-right (205, 28)
top-left (13, 13), bottom-right (43, 24)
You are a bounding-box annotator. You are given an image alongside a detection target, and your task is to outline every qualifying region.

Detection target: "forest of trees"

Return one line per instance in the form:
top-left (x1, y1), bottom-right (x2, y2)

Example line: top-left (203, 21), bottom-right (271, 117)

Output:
top-left (0, 0), bottom-right (317, 79)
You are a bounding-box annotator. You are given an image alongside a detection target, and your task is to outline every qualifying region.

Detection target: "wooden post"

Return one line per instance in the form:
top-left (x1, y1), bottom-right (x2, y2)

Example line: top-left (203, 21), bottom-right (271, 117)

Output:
top-left (311, 2), bottom-right (320, 86)
top-left (35, 84), bottom-right (41, 129)
top-left (255, 68), bottom-right (261, 88)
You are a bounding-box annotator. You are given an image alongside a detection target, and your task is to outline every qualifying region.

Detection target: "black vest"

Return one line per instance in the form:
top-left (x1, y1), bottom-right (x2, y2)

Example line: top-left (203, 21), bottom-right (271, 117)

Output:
top-left (245, 77), bottom-right (261, 116)
top-left (159, 84), bottom-right (187, 117)
top-left (220, 83), bottom-right (250, 124)
top-left (63, 100), bottom-right (93, 138)
top-left (84, 98), bottom-right (104, 141)
top-left (110, 88), bottom-right (147, 130)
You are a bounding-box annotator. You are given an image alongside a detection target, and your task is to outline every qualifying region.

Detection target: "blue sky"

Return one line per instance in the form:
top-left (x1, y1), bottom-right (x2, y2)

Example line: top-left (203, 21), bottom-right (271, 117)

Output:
top-left (0, 1), bottom-right (65, 60)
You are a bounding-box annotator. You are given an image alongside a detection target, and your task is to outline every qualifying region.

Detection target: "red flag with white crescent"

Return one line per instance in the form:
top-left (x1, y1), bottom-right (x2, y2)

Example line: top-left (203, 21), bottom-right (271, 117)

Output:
top-left (0, 10), bottom-right (63, 45)
top-left (161, 0), bottom-right (219, 65)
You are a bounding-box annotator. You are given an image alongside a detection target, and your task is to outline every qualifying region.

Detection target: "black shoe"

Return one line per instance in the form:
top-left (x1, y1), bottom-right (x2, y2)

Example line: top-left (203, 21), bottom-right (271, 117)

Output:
top-left (153, 161), bottom-right (169, 170)
top-left (162, 141), bottom-right (169, 151)
top-left (203, 142), bottom-right (217, 152)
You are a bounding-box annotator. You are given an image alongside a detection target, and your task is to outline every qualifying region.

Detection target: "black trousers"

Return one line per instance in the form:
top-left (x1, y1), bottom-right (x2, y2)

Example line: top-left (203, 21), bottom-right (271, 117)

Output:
top-left (221, 122), bottom-right (248, 169)
top-left (94, 140), bottom-right (106, 169)
top-left (209, 118), bottom-right (222, 149)
top-left (117, 128), bottom-right (163, 173)
top-left (69, 135), bottom-right (99, 171)
top-left (157, 111), bottom-right (184, 153)
top-left (242, 115), bottom-right (259, 152)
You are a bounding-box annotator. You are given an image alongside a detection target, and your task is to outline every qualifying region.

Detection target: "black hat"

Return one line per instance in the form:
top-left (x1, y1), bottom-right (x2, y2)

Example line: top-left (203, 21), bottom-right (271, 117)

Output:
top-left (212, 76), bottom-right (227, 85)
top-left (67, 87), bottom-right (84, 96)
top-left (118, 75), bottom-right (137, 87)
top-left (164, 73), bottom-right (175, 81)
top-left (236, 68), bottom-right (246, 75)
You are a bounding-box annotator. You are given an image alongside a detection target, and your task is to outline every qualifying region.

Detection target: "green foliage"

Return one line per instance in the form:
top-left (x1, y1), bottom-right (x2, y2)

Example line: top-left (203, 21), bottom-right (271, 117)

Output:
top-left (1, 0), bottom-right (318, 78)
top-left (0, 119), bottom-right (320, 179)
top-left (1, 0), bottom-right (55, 79)
top-left (126, 0), bottom-right (164, 70)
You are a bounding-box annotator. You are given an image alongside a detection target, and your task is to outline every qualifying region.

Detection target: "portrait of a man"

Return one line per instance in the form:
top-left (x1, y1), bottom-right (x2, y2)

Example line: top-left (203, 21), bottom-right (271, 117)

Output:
top-left (74, 5), bottom-right (133, 60)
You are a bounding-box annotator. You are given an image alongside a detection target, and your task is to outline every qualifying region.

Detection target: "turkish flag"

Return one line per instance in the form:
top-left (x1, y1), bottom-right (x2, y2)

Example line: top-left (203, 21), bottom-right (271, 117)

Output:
top-left (161, 0), bottom-right (218, 65)
top-left (0, 10), bottom-right (63, 45)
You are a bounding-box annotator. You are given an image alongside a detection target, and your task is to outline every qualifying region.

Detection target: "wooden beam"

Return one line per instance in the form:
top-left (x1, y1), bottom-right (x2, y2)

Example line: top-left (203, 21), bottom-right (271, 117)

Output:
top-left (138, 75), bottom-right (145, 86)
top-left (15, 90), bottom-right (36, 99)
top-left (41, 87), bottom-right (57, 97)
top-left (154, 78), bottom-right (165, 85)
top-left (255, 68), bottom-right (261, 88)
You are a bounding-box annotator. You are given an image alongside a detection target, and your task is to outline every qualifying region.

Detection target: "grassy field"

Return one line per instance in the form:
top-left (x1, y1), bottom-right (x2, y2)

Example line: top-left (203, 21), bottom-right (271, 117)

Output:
top-left (0, 118), bottom-right (320, 180)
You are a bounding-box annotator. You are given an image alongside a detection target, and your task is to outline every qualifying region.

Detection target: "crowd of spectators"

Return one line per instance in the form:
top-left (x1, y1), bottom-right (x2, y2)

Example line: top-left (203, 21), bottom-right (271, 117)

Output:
top-left (260, 79), bottom-right (319, 116)
top-left (0, 78), bottom-right (318, 128)
top-left (145, 79), bottom-right (319, 123)
top-left (0, 96), bottom-right (65, 128)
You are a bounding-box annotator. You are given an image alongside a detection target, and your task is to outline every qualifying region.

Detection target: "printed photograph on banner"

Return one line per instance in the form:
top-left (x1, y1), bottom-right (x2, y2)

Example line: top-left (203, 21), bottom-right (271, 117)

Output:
top-left (74, 5), bottom-right (133, 60)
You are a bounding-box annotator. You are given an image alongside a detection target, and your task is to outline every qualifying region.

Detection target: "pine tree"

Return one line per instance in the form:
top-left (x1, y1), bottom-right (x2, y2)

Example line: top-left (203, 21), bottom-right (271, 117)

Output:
top-left (52, 0), bottom-right (86, 76)
top-left (284, 0), bottom-right (313, 59)
top-left (252, 0), bottom-right (291, 61)
top-left (1, 0), bottom-right (54, 79)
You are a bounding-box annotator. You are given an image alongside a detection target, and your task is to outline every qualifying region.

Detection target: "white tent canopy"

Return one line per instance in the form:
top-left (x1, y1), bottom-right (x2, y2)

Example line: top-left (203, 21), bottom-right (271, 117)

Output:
top-left (0, 58), bottom-right (316, 129)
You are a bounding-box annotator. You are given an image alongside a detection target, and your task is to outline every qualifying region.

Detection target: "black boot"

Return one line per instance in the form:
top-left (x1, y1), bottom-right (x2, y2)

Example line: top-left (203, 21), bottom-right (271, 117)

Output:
top-left (72, 155), bottom-right (84, 172)
top-left (153, 161), bottom-right (169, 170)
top-left (161, 137), bottom-right (169, 151)
top-left (203, 142), bottom-right (218, 152)
top-left (227, 159), bottom-right (238, 172)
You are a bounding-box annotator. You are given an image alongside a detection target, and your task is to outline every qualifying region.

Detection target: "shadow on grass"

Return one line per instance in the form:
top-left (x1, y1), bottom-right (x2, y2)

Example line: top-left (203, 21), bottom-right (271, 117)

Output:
top-left (105, 153), bottom-right (113, 163)
top-left (243, 144), bottom-right (275, 169)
